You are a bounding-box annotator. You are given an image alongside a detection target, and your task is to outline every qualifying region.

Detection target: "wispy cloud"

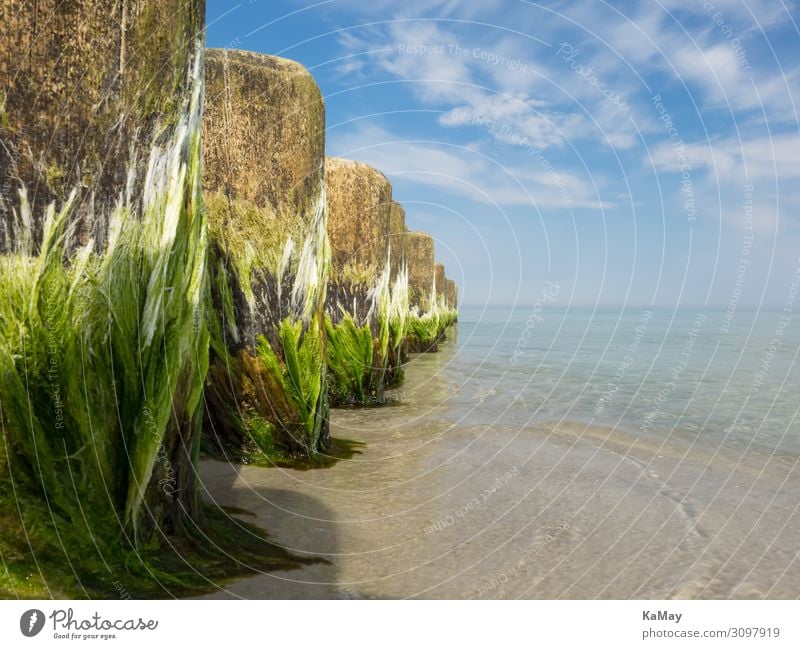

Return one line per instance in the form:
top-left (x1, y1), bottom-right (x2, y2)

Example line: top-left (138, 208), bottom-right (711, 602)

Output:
top-left (335, 21), bottom-right (578, 149)
top-left (329, 123), bottom-right (612, 210)
top-left (657, 0), bottom-right (796, 32)
top-left (594, 1), bottom-right (800, 121)
top-left (650, 132), bottom-right (800, 180)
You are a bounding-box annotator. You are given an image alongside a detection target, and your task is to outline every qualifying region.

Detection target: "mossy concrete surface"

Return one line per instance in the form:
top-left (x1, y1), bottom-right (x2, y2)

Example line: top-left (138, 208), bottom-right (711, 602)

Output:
top-left (324, 157), bottom-right (396, 404)
top-left (405, 231), bottom-right (435, 311)
top-left (445, 278), bottom-right (458, 309)
top-left (435, 263), bottom-right (446, 297)
top-left (325, 157), bottom-right (393, 284)
top-left (204, 49), bottom-right (325, 231)
top-left (389, 201), bottom-right (407, 278)
top-left (405, 242), bottom-right (460, 353)
top-left (0, 0), bottom-right (204, 251)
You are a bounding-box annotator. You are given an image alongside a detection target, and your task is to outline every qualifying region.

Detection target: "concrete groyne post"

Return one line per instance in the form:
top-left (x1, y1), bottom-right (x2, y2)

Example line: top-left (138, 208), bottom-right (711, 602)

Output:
top-left (203, 49), bottom-right (330, 460)
top-left (445, 278), bottom-right (458, 310)
top-left (324, 157), bottom-right (398, 404)
top-left (0, 0), bottom-right (208, 538)
top-left (0, 0), bottom-right (205, 252)
top-left (404, 231), bottom-right (439, 352)
top-left (405, 231), bottom-right (435, 312)
top-left (434, 263), bottom-right (446, 307)
top-left (386, 200), bottom-right (409, 380)
top-left (389, 201), bottom-right (407, 278)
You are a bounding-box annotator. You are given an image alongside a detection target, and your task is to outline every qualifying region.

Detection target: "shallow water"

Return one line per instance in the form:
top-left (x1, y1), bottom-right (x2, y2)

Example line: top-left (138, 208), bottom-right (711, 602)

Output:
top-left (200, 307), bottom-right (800, 598)
top-left (454, 305), bottom-right (800, 457)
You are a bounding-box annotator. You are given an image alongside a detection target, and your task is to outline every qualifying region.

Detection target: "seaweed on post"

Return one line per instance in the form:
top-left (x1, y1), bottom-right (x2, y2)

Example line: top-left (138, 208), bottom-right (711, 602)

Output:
top-left (324, 158), bottom-right (402, 406)
top-left (444, 277), bottom-right (459, 314)
top-left (202, 49), bottom-right (332, 466)
top-left (0, 35), bottom-right (306, 597)
top-left (0, 1), bottom-right (337, 596)
top-left (404, 231), bottom-right (437, 352)
top-left (385, 201), bottom-right (410, 382)
top-left (405, 251), bottom-right (458, 353)
top-left (324, 251), bottom-right (408, 405)
top-left (407, 285), bottom-right (445, 352)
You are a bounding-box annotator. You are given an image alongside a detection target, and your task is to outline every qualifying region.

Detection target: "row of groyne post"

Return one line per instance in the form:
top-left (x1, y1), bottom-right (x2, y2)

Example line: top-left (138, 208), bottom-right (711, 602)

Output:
top-left (0, 2), bottom-right (457, 597)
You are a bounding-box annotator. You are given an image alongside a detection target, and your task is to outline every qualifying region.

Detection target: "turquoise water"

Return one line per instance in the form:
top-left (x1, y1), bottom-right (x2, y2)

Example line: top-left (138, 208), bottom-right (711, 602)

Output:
top-left (447, 305), bottom-right (800, 457)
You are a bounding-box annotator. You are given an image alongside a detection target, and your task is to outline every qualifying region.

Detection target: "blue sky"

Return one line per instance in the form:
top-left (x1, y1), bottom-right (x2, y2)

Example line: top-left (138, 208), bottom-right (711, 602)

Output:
top-left (206, 0), bottom-right (800, 308)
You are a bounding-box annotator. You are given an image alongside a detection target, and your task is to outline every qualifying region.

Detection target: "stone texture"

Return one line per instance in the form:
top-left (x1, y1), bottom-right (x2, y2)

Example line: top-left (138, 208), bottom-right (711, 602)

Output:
top-left (0, 0), bottom-right (205, 250)
top-left (445, 278), bottom-right (458, 309)
top-left (405, 231), bottom-right (435, 311)
top-left (435, 263), bottom-right (446, 301)
top-left (204, 49), bottom-right (324, 227)
top-left (325, 157), bottom-right (392, 281)
top-left (389, 201), bottom-right (407, 278)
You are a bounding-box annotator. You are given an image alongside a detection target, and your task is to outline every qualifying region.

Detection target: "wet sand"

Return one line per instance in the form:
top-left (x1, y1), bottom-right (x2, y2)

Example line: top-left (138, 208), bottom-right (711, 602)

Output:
top-left (199, 332), bottom-right (800, 599)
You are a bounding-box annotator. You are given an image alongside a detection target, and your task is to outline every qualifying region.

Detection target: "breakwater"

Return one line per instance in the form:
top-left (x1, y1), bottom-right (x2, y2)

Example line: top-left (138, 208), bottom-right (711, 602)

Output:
top-left (0, 6), bottom-right (456, 597)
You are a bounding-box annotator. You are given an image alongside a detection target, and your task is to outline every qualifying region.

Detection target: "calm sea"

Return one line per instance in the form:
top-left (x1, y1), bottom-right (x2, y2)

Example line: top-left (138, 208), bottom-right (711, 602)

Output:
top-left (443, 305), bottom-right (800, 458)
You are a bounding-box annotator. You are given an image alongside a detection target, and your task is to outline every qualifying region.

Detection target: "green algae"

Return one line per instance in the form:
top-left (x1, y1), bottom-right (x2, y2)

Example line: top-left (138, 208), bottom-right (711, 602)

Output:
top-left (0, 50), bottom-right (208, 539)
top-left (205, 191), bottom-right (302, 283)
top-left (204, 305), bottom-right (332, 464)
top-left (326, 257), bottom-right (412, 405)
top-left (204, 184), bottom-right (332, 463)
top-left (229, 413), bottom-right (364, 469)
top-left (256, 317), bottom-right (329, 455)
top-left (0, 494), bottom-right (318, 599)
top-left (326, 313), bottom-right (377, 405)
top-left (406, 282), bottom-right (458, 352)
top-left (0, 45), bottom-right (320, 598)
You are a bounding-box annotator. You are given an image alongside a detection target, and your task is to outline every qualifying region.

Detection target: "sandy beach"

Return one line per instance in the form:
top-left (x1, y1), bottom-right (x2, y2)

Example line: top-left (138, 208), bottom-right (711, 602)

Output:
top-left (198, 328), bottom-right (800, 599)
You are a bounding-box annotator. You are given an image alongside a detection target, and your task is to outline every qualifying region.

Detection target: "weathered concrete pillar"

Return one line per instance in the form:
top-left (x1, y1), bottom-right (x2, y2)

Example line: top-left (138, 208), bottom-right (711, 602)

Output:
top-left (326, 157), bottom-right (391, 281)
top-left (0, 0), bottom-right (207, 558)
top-left (406, 233), bottom-right (466, 352)
top-left (204, 50), bottom-right (324, 221)
top-left (434, 263), bottom-right (446, 305)
top-left (203, 49), bottom-right (329, 461)
top-left (325, 157), bottom-right (402, 404)
top-left (389, 201), bottom-right (407, 278)
top-left (385, 200), bottom-right (410, 379)
top-left (445, 278), bottom-right (458, 309)
top-left (405, 231), bottom-right (435, 312)
top-left (0, 0), bottom-right (205, 251)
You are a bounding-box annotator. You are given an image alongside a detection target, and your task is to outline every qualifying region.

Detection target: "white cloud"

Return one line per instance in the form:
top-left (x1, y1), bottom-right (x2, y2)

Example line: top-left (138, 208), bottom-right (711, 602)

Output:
top-left (658, 0), bottom-right (795, 32)
top-left (650, 132), bottom-right (800, 180)
top-left (329, 124), bottom-right (612, 210)
top-left (336, 21), bottom-right (579, 149)
top-left (599, 3), bottom-right (800, 121)
top-left (649, 131), bottom-right (800, 233)
top-left (320, 0), bottom-right (507, 19)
